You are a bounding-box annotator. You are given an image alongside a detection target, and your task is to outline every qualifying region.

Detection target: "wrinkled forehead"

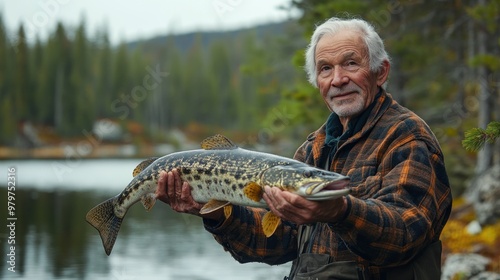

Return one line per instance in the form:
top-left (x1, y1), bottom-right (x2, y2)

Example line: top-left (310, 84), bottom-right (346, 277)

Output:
top-left (315, 29), bottom-right (368, 60)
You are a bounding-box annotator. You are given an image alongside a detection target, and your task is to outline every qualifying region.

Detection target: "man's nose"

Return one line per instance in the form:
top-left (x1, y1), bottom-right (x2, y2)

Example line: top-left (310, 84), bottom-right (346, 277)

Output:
top-left (330, 67), bottom-right (349, 87)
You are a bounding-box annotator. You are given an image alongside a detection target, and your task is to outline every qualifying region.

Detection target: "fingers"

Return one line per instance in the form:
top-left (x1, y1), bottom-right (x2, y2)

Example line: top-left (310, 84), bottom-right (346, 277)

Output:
top-left (263, 186), bottom-right (314, 224)
top-left (180, 181), bottom-right (192, 201)
top-left (180, 182), bottom-right (204, 214)
top-left (155, 171), bottom-right (169, 203)
top-left (156, 168), bottom-right (203, 215)
top-left (263, 186), bottom-right (293, 216)
top-left (264, 186), bottom-right (306, 209)
top-left (156, 168), bottom-right (182, 203)
top-left (167, 168), bottom-right (180, 199)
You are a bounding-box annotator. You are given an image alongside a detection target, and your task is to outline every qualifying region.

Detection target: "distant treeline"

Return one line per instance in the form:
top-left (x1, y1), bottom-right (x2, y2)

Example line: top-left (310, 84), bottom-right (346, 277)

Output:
top-left (0, 15), bottom-right (305, 145)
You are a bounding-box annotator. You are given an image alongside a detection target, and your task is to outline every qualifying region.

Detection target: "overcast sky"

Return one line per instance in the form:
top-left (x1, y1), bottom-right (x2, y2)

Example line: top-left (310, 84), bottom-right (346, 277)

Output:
top-left (1, 0), bottom-right (300, 44)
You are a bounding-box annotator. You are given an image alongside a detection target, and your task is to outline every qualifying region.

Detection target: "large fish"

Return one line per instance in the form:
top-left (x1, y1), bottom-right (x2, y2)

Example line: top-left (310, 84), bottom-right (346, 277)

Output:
top-left (86, 134), bottom-right (350, 255)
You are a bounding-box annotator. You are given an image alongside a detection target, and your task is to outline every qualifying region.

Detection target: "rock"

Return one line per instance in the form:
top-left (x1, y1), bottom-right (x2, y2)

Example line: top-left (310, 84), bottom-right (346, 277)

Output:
top-left (469, 271), bottom-right (500, 280)
top-left (465, 165), bottom-right (500, 225)
top-left (441, 253), bottom-right (490, 280)
top-left (466, 220), bottom-right (482, 235)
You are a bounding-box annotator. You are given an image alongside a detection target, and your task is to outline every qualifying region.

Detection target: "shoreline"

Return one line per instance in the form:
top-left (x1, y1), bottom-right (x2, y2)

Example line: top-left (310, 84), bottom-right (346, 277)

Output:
top-left (0, 143), bottom-right (182, 160)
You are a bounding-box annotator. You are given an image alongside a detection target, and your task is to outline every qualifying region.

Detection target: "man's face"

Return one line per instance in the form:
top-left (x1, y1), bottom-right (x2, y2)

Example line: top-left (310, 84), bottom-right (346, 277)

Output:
top-left (315, 30), bottom-right (387, 120)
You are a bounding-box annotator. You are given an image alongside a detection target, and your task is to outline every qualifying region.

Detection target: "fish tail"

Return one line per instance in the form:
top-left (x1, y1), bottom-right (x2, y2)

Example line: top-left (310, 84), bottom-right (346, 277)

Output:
top-left (85, 197), bottom-right (123, 256)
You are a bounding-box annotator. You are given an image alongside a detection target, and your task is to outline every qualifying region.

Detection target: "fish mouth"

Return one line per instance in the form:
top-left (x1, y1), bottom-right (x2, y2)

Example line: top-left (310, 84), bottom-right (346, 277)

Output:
top-left (300, 178), bottom-right (350, 201)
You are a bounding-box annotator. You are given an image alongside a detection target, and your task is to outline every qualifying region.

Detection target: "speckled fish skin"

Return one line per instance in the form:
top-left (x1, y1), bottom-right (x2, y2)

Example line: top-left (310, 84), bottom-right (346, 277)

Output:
top-left (86, 135), bottom-right (350, 255)
top-left (121, 148), bottom-right (279, 213)
top-left (119, 148), bottom-right (347, 211)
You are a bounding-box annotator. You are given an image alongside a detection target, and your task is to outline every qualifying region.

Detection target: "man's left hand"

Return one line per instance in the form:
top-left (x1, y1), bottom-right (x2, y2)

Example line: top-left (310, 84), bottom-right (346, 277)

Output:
top-left (262, 186), bottom-right (347, 225)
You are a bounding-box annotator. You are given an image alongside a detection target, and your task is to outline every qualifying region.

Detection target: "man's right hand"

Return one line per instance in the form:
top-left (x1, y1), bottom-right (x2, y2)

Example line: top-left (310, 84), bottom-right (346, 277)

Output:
top-left (155, 169), bottom-right (225, 221)
top-left (155, 169), bottom-right (203, 215)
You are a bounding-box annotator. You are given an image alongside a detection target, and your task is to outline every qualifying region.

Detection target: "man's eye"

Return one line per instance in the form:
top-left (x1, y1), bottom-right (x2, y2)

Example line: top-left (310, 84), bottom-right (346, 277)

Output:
top-left (318, 65), bottom-right (332, 76)
top-left (320, 65), bottom-right (331, 71)
top-left (343, 60), bottom-right (359, 70)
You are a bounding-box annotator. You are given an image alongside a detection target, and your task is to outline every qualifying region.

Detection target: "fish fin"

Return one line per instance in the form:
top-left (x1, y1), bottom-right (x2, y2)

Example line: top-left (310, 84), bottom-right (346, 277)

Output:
top-left (133, 157), bottom-right (159, 177)
top-left (262, 211), bottom-right (281, 237)
top-left (85, 197), bottom-right (123, 256)
top-left (201, 134), bottom-right (238, 150)
top-left (200, 199), bottom-right (230, 215)
top-left (243, 182), bottom-right (263, 202)
top-left (141, 193), bottom-right (157, 211)
top-left (223, 205), bottom-right (233, 219)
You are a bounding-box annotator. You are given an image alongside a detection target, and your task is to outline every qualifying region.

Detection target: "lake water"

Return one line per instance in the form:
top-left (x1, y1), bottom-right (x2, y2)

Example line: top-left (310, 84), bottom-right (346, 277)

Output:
top-left (0, 159), bottom-right (291, 280)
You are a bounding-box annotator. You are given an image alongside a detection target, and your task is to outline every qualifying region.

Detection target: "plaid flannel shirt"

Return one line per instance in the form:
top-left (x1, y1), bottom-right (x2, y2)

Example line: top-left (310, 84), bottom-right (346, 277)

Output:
top-left (204, 91), bottom-right (452, 278)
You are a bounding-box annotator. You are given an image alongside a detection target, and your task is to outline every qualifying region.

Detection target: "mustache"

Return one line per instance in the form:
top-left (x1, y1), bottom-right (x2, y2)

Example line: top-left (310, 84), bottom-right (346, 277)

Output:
top-left (328, 84), bottom-right (362, 96)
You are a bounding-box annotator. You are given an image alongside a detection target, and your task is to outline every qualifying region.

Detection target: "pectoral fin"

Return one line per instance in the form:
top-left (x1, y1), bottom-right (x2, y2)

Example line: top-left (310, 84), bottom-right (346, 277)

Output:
top-left (262, 211), bottom-right (281, 237)
top-left (200, 199), bottom-right (230, 215)
top-left (243, 182), bottom-right (263, 202)
top-left (223, 205), bottom-right (233, 219)
top-left (141, 193), bottom-right (157, 211)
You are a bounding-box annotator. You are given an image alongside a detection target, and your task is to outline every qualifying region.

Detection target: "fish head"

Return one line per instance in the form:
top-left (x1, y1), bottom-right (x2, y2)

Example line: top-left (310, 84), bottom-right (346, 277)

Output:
top-left (262, 165), bottom-right (350, 201)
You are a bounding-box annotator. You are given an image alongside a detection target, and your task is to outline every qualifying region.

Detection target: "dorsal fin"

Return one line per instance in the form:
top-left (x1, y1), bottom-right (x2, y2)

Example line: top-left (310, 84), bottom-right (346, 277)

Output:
top-left (133, 157), bottom-right (159, 177)
top-left (201, 134), bottom-right (237, 150)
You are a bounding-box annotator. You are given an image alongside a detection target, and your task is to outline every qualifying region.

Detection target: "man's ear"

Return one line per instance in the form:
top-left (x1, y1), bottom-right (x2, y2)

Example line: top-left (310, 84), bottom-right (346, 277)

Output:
top-left (376, 60), bottom-right (390, 87)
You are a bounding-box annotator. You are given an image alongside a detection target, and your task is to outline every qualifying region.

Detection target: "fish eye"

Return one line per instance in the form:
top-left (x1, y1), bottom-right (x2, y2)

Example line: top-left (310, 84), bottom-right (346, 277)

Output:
top-left (303, 170), bottom-right (313, 178)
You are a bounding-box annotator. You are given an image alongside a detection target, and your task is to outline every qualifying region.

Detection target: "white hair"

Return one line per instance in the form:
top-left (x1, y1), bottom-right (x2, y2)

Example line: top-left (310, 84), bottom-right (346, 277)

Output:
top-left (304, 17), bottom-right (390, 88)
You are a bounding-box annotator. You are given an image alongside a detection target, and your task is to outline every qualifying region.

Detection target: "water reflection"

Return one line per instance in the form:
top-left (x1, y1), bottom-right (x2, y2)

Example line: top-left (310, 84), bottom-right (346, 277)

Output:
top-left (0, 160), bottom-right (290, 279)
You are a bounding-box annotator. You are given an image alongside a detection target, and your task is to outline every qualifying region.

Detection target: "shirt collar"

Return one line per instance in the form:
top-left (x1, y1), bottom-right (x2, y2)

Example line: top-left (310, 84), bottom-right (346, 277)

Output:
top-left (324, 88), bottom-right (382, 146)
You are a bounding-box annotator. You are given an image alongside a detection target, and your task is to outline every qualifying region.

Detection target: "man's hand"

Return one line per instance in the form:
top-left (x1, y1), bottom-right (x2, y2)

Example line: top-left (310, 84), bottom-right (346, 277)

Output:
top-left (155, 169), bottom-right (203, 215)
top-left (262, 186), bottom-right (347, 225)
top-left (155, 169), bottom-right (224, 221)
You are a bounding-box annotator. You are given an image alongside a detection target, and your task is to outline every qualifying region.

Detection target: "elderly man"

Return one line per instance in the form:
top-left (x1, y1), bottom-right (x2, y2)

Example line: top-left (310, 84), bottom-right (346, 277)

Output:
top-left (156, 17), bottom-right (452, 279)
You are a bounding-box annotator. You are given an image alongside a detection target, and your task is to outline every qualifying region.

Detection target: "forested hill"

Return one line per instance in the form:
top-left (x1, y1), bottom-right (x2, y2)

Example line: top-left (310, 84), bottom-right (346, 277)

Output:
top-left (127, 21), bottom-right (298, 54)
top-left (0, 17), bottom-right (306, 147)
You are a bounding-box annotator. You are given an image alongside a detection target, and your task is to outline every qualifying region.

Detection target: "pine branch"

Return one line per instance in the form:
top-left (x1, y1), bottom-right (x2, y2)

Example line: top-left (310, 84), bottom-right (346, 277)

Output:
top-left (462, 121), bottom-right (500, 152)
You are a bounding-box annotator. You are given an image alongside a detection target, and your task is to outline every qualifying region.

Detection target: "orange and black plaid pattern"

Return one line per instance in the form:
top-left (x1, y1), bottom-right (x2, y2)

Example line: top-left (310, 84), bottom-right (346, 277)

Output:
top-left (204, 92), bottom-right (452, 279)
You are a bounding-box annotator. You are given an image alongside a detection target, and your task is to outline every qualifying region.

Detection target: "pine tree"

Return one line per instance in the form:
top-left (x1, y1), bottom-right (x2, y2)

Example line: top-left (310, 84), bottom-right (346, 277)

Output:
top-left (0, 14), bottom-right (16, 145)
top-left (14, 25), bottom-right (30, 121)
top-left (162, 35), bottom-right (183, 130)
top-left (0, 13), bottom-right (8, 99)
top-left (111, 43), bottom-right (130, 119)
top-left (31, 36), bottom-right (45, 123)
top-left (94, 30), bottom-right (112, 118)
top-left (466, 0), bottom-right (500, 172)
top-left (53, 22), bottom-right (72, 135)
top-left (70, 21), bottom-right (94, 134)
top-left (462, 121), bottom-right (500, 152)
top-left (207, 40), bottom-right (231, 126)
top-left (182, 34), bottom-right (207, 126)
